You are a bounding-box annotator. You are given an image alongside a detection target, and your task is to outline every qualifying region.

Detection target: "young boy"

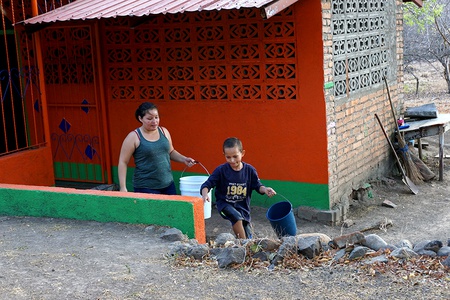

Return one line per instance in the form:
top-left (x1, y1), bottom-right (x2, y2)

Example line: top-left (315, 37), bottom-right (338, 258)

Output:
top-left (200, 137), bottom-right (276, 239)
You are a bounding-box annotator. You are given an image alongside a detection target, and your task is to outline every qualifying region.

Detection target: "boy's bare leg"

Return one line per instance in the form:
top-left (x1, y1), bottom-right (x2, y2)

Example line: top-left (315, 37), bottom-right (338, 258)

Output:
top-left (232, 220), bottom-right (247, 239)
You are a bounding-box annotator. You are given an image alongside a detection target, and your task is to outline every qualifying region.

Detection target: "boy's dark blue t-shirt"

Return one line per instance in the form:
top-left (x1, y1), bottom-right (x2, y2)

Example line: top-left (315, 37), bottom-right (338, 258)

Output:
top-left (200, 162), bottom-right (263, 222)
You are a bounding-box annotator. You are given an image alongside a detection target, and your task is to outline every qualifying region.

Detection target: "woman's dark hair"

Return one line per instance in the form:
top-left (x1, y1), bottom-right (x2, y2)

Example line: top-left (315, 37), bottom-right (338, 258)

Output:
top-left (135, 102), bottom-right (158, 122)
top-left (223, 137), bottom-right (243, 152)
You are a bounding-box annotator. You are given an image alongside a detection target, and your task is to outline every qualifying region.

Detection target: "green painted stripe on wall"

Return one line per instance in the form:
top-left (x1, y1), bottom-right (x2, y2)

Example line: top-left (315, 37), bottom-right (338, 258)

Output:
top-left (63, 162), bottom-right (71, 178)
top-left (112, 167), bottom-right (330, 210)
top-left (97, 165), bottom-right (103, 180)
top-left (0, 188), bottom-right (197, 238)
top-left (54, 162), bottom-right (63, 178)
top-left (54, 162), bottom-right (103, 181)
top-left (78, 164), bottom-right (88, 179)
top-left (71, 163), bottom-right (80, 179)
top-left (250, 180), bottom-right (329, 210)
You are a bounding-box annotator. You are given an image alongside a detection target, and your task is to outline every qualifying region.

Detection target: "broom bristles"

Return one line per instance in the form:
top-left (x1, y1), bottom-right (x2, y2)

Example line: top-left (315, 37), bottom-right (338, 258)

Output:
top-left (395, 133), bottom-right (423, 184)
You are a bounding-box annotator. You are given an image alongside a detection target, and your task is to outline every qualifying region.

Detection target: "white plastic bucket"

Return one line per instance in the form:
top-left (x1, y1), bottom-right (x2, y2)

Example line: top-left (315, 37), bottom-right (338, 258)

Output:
top-left (180, 175), bottom-right (212, 219)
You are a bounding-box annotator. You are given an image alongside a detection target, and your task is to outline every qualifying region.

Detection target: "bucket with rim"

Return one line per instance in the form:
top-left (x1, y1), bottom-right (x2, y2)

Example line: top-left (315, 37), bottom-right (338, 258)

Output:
top-left (179, 162), bottom-right (212, 219)
top-left (266, 196), bottom-right (297, 238)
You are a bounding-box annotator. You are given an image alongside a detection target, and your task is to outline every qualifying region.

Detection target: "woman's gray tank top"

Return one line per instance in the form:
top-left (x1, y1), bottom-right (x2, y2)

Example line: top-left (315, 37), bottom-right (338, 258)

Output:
top-left (133, 127), bottom-right (173, 189)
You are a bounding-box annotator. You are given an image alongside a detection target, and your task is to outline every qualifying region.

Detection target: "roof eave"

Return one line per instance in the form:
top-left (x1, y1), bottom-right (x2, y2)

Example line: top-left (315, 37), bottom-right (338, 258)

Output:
top-left (403, 0), bottom-right (424, 8)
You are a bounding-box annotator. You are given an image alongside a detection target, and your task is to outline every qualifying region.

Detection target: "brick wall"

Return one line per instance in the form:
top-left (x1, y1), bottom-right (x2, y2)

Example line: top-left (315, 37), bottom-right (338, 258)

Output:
top-left (322, 0), bottom-right (405, 209)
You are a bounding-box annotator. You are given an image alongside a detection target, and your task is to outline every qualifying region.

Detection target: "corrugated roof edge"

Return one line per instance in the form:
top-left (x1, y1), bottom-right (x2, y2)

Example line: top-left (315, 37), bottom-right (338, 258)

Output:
top-left (18, 0), bottom-right (281, 25)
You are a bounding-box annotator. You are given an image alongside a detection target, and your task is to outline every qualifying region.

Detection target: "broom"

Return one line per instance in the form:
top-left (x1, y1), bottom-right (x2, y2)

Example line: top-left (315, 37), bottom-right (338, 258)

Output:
top-left (383, 77), bottom-right (423, 184)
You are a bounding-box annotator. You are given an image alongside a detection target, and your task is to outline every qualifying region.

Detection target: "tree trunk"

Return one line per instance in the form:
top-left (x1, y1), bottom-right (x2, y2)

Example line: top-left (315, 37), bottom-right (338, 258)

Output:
top-left (443, 57), bottom-right (450, 94)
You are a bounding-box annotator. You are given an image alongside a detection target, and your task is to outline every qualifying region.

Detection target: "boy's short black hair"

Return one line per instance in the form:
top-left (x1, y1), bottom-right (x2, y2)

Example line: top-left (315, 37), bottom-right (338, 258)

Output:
top-left (223, 137), bottom-right (243, 152)
top-left (135, 102), bottom-right (158, 122)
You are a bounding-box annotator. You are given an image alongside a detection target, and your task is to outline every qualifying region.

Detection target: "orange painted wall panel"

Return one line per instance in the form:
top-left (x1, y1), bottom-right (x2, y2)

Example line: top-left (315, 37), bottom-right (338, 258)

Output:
top-left (0, 147), bottom-right (54, 186)
top-left (107, 1), bottom-right (328, 185)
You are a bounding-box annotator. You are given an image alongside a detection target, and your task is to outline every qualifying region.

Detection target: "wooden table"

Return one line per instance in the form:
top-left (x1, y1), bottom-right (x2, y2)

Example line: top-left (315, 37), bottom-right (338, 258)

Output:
top-left (400, 114), bottom-right (450, 181)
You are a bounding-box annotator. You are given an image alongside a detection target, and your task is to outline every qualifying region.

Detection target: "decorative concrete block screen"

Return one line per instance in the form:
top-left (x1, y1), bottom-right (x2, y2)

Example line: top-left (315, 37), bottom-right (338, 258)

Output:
top-left (104, 8), bottom-right (297, 101)
top-left (331, 0), bottom-right (396, 98)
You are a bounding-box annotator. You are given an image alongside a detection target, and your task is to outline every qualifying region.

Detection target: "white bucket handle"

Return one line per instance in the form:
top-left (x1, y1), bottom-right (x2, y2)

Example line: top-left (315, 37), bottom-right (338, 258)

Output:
top-left (181, 161), bottom-right (210, 177)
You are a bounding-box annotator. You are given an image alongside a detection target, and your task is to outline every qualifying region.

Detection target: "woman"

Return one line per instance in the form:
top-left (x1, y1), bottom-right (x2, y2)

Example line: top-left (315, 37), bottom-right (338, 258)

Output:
top-left (118, 102), bottom-right (196, 194)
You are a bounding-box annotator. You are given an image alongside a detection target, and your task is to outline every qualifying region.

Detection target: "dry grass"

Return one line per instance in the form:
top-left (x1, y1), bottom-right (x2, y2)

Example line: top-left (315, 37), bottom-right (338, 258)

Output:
top-left (404, 61), bottom-right (450, 113)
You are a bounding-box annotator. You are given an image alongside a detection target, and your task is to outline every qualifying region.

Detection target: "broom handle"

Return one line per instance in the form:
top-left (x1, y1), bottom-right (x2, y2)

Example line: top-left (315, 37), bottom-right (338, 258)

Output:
top-left (383, 76), bottom-right (401, 134)
top-left (374, 113), bottom-right (407, 176)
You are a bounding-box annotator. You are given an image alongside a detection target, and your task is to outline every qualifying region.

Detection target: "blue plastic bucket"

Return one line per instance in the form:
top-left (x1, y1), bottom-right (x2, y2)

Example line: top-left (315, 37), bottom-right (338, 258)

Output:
top-left (266, 201), bottom-right (297, 238)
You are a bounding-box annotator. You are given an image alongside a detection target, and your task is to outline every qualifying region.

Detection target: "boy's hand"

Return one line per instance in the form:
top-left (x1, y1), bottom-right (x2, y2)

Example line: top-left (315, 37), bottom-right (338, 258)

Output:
top-left (264, 187), bottom-right (276, 197)
top-left (201, 187), bottom-right (210, 202)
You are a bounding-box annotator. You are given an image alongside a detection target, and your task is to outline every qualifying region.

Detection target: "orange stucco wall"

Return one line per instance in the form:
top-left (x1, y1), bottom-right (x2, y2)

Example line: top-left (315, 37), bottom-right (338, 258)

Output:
top-left (1, 1), bottom-right (328, 195)
top-left (0, 147), bottom-right (54, 186)
top-left (108, 1), bottom-right (328, 186)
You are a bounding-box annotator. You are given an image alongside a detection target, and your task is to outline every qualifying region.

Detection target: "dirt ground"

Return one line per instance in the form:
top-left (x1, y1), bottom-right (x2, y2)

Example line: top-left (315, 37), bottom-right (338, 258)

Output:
top-left (1, 167), bottom-right (449, 299)
top-left (1, 62), bottom-right (449, 299)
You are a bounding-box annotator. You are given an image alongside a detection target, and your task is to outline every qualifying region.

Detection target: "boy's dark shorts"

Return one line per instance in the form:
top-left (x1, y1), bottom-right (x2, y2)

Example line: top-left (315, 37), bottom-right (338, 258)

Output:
top-left (220, 204), bottom-right (253, 239)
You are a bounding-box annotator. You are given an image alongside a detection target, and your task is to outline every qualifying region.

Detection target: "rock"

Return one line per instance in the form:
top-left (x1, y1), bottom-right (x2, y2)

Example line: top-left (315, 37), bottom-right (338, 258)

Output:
top-left (442, 256), bottom-right (450, 268)
top-left (331, 231), bottom-right (365, 249)
top-left (348, 246), bottom-right (371, 260)
top-left (416, 249), bottom-right (437, 257)
top-left (297, 233), bottom-right (332, 245)
top-left (159, 228), bottom-right (187, 242)
top-left (252, 251), bottom-right (269, 261)
top-left (424, 240), bottom-right (443, 253)
top-left (361, 234), bottom-right (388, 251)
top-left (396, 239), bottom-right (413, 249)
top-left (187, 244), bottom-right (209, 260)
top-left (342, 219), bottom-right (354, 228)
top-left (413, 240), bottom-right (442, 254)
top-left (333, 248), bottom-right (346, 261)
top-left (382, 244), bottom-right (398, 251)
top-left (359, 219), bottom-right (393, 232)
top-left (390, 247), bottom-right (419, 259)
top-left (214, 233), bottom-right (236, 246)
top-left (168, 241), bottom-right (192, 257)
top-left (238, 239), bottom-right (251, 246)
top-left (145, 225), bottom-right (166, 234)
top-left (216, 247), bottom-right (246, 268)
top-left (277, 236), bottom-right (297, 258)
top-left (437, 246), bottom-right (450, 257)
top-left (364, 254), bottom-right (388, 265)
top-left (413, 240), bottom-right (431, 252)
top-left (297, 236), bottom-right (322, 259)
top-left (144, 225), bottom-right (157, 233)
top-left (188, 239), bottom-right (199, 246)
top-left (209, 247), bottom-right (224, 257)
top-left (382, 200), bottom-right (397, 208)
top-left (268, 236), bottom-right (297, 268)
top-left (255, 238), bottom-right (281, 251)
